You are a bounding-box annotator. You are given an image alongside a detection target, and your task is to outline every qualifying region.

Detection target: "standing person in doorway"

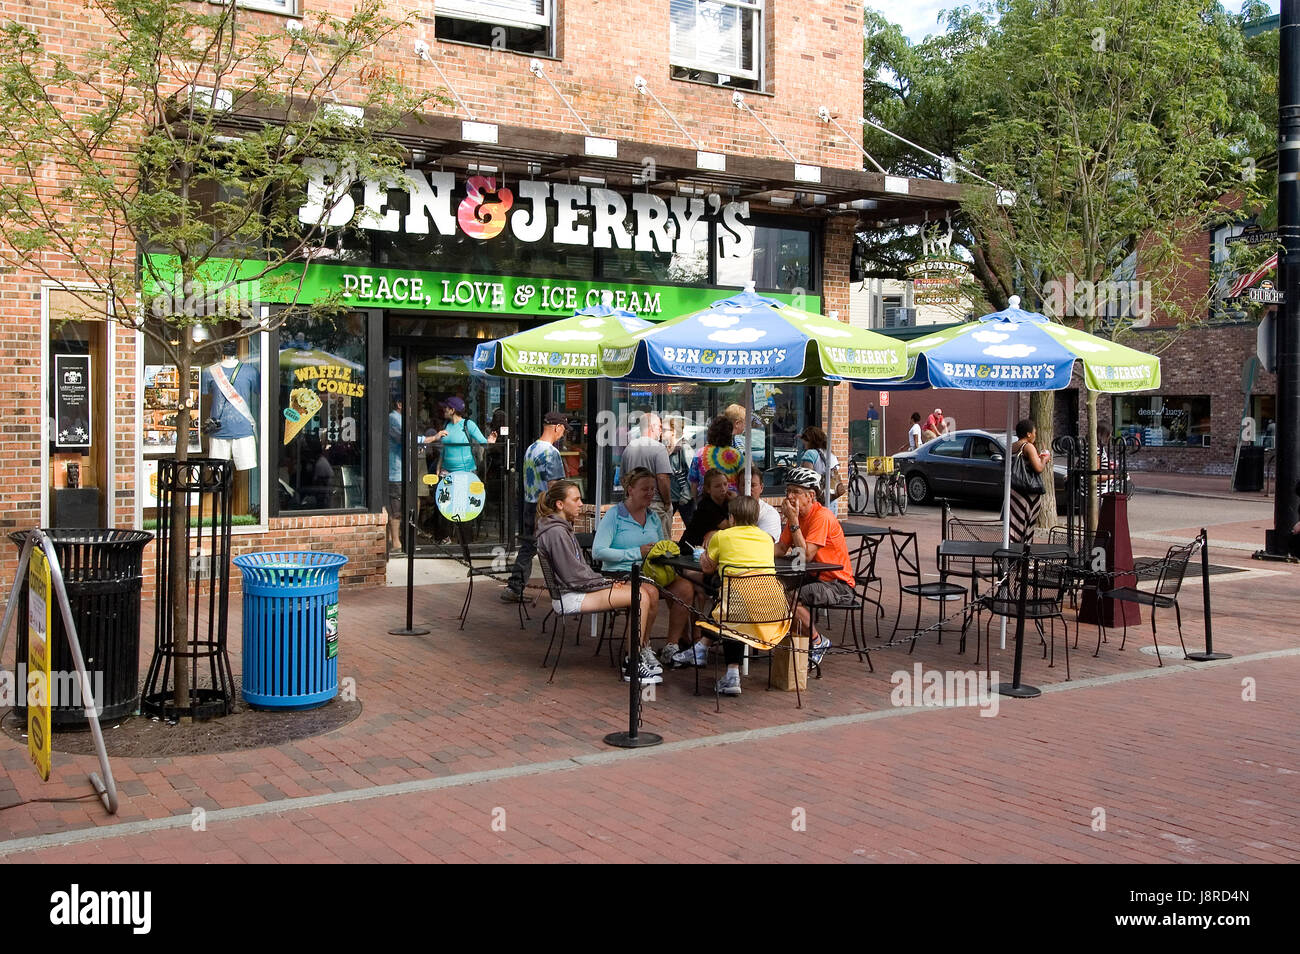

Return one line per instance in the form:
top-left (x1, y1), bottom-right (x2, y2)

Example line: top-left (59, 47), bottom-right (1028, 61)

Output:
top-left (387, 397), bottom-right (404, 552)
top-left (621, 411), bottom-right (673, 540)
top-left (430, 396), bottom-right (492, 474)
top-left (1009, 418), bottom-right (1050, 544)
top-left (503, 410), bottom-right (568, 603)
top-left (429, 396), bottom-right (493, 544)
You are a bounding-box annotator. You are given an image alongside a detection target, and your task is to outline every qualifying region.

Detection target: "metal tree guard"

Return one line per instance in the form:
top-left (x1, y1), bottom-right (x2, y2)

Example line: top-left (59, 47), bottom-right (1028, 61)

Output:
top-left (141, 458), bottom-right (235, 720)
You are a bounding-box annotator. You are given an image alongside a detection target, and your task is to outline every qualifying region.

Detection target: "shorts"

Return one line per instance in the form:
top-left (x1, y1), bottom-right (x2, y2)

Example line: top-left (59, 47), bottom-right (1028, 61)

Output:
top-left (797, 579), bottom-right (857, 608)
top-left (208, 435), bottom-right (257, 471)
top-left (553, 590), bottom-right (598, 615)
top-left (388, 481), bottom-right (402, 517)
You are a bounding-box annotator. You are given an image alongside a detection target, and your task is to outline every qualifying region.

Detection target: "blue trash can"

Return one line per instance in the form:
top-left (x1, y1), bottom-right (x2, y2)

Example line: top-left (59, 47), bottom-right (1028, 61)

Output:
top-left (232, 551), bottom-right (348, 710)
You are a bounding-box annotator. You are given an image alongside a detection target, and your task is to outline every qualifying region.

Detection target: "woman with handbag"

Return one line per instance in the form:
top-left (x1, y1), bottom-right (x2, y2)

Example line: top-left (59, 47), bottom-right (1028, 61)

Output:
top-left (1009, 419), bottom-right (1050, 543)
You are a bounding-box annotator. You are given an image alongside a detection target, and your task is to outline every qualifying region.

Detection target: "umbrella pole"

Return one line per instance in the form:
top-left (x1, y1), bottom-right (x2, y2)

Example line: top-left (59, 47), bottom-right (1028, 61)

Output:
top-left (744, 384), bottom-right (753, 492)
top-left (1000, 394), bottom-right (1015, 649)
top-left (824, 384), bottom-right (835, 510)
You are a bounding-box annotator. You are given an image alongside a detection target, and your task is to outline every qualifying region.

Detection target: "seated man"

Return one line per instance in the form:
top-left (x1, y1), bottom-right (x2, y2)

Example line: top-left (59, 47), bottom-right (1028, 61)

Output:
top-left (774, 467), bottom-right (856, 668)
top-left (748, 468), bottom-right (782, 542)
top-left (672, 495), bottom-right (776, 696)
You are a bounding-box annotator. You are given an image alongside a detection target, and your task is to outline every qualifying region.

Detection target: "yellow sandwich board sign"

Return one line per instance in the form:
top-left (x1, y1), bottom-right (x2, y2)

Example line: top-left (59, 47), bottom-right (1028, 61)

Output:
top-left (27, 547), bottom-right (52, 781)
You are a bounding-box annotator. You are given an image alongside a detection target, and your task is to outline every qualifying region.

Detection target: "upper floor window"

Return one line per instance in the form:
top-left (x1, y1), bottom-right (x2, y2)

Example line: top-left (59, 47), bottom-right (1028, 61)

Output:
top-left (670, 0), bottom-right (763, 91)
top-left (231, 0), bottom-right (296, 13)
top-left (436, 0), bottom-right (556, 57)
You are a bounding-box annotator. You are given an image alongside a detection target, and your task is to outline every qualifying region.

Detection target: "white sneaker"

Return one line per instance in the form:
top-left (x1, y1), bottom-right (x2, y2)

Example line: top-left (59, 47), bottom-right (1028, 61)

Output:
top-left (623, 657), bottom-right (663, 684)
top-left (659, 643), bottom-right (680, 667)
top-left (715, 669), bottom-right (742, 696)
top-left (672, 641), bottom-right (708, 668)
top-left (640, 646), bottom-right (664, 676)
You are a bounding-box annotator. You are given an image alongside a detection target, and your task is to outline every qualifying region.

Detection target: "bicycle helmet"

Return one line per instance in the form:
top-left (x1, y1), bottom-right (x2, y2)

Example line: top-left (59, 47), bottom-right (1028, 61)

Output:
top-left (784, 467), bottom-right (822, 492)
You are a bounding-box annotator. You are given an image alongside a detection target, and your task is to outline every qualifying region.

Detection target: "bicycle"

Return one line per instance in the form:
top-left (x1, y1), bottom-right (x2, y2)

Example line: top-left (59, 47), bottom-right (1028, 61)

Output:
top-left (847, 454), bottom-right (871, 514)
top-left (874, 466), bottom-right (908, 518)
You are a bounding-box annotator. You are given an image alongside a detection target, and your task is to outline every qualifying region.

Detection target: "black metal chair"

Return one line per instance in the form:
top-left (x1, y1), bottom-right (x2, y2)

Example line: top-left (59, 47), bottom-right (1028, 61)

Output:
top-left (975, 546), bottom-right (1073, 679)
top-left (831, 535), bottom-right (882, 671)
top-left (453, 518), bottom-right (530, 631)
top-left (696, 570), bottom-right (802, 709)
top-left (1102, 539), bottom-right (1198, 666)
top-left (888, 530), bottom-right (968, 652)
top-left (536, 549), bottom-right (622, 683)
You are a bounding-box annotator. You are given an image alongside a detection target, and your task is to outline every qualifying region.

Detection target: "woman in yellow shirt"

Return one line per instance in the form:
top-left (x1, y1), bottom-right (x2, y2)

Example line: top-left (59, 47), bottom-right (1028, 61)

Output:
top-left (671, 495), bottom-right (778, 697)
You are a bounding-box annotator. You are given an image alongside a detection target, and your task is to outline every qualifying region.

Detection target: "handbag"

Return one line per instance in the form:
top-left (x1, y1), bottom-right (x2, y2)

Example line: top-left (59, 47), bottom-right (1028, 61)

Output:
top-left (1010, 447), bottom-right (1044, 496)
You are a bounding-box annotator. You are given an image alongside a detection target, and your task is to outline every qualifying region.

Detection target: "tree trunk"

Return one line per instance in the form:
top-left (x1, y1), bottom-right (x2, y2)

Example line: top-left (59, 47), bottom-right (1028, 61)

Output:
top-left (1031, 390), bottom-right (1055, 529)
top-left (171, 341), bottom-right (192, 710)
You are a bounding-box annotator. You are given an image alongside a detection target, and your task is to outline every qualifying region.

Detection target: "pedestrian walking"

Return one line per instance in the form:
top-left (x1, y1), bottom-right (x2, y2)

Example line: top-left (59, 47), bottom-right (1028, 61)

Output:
top-left (1009, 419), bottom-right (1050, 543)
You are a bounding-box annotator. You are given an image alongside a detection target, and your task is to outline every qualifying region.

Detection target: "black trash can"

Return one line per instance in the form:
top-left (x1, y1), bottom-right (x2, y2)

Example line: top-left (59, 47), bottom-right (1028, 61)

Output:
top-left (1233, 445), bottom-right (1266, 493)
top-left (9, 529), bottom-right (152, 727)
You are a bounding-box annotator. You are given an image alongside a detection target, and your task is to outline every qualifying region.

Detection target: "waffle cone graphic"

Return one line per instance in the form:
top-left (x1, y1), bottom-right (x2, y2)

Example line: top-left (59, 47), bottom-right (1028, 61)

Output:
top-left (282, 387), bottom-right (323, 444)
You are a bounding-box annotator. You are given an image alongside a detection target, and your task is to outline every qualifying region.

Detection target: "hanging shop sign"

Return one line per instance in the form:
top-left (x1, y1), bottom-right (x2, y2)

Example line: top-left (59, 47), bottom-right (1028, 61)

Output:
top-left (298, 165), bottom-right (755, 258)
top-left (144, 257), bottom-right (819, 320)
top-left (53, 354), bottom-right (92, 449)
top-left (904, 259), bottom-right (971, 306)
top-left (1225, 225), bottom-right (1277, 246)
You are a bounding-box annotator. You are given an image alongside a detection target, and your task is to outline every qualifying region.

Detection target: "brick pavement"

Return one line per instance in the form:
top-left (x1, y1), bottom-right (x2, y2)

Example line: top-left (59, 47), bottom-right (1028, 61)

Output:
top-left (0, 505), bottom-right (1296, 862)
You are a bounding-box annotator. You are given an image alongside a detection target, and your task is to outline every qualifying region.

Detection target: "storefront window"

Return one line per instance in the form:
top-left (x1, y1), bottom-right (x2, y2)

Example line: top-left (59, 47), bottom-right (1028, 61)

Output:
top-left (716, 223), bottom-right (814, 293)
top-left (1113, 394), bottom-right (1211, 448)
top-left (141, 320), bottom-right (264, 527)
top-left (276, 310), bottom-right (369, 511)
top-left (48, 290), bottom-right (110, 528)
top-left (603, 380), bottom-right (815, 501)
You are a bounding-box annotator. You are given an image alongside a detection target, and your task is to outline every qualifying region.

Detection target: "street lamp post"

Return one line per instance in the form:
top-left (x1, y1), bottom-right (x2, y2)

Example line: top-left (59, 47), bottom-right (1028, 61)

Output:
top-left (1270, 0), bottom-right (1299, 556)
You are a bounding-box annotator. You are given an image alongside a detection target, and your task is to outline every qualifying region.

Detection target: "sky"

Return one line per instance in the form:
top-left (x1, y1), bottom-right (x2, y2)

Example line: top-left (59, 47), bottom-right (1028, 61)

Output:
top-left (873, 0), bottom-right (1284, 43)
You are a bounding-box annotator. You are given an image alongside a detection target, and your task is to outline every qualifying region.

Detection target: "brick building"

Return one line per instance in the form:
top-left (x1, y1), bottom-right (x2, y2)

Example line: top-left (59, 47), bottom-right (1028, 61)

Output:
top-left (2, 0), bottom-right (960, 593)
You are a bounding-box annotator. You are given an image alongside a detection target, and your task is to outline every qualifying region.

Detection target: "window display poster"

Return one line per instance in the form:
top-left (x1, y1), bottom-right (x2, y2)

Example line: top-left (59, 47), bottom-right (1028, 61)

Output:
top-left (54, 354), bottom-right (91, 449)
top-left (143, 365), bottom-right (201, 453)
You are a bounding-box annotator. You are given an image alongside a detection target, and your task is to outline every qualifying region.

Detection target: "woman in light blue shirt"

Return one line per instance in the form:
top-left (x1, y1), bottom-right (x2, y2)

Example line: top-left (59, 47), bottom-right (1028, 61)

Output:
top-left (429, 396), bottom-right (491, 473)
top-left (594, 468), bottom-right (694, 654)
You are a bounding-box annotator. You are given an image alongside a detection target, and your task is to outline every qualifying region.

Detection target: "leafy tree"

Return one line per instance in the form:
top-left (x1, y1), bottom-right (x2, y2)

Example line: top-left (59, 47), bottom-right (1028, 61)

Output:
top-left (862, 1), bottom-right (1277, 527)
top-left (0, 0), bottom-right (430, 710)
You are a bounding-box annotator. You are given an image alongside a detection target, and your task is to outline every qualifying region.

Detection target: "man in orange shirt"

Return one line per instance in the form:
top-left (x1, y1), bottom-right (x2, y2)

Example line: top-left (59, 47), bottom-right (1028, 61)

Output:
top-left (776, 468), bottom-right (856, 667)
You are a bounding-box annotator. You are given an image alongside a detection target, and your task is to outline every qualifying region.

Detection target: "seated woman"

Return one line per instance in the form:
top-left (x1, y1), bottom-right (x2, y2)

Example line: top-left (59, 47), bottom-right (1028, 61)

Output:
top-left (535, 480), bottom-right (663, 684)
top-left (680, 468), bottom-right (733, 550)
top-left (593, 468), bottom-right (695, 661)
top-left (671, 495), bottom-right (777, 693)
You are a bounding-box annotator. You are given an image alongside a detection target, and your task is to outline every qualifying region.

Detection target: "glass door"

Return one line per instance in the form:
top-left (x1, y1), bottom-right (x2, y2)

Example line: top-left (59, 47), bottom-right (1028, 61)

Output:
top-left (392, 344), bottom-right (516, 556)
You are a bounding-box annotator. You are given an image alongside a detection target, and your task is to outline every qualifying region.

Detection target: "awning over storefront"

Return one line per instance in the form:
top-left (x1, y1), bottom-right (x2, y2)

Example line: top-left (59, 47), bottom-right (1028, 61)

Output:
top-left (212, 105), bottom-right (965, 226)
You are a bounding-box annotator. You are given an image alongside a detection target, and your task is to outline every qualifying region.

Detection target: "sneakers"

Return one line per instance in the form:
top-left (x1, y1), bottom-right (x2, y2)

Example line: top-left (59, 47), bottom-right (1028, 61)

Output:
top-left (499, 588), bottom-right (526, 603)
top-left (623, 657), bottom-right (663, 684)
top-left (640, 646), bottom-right (665, 676)
top-left (715, 669), bottom-right (742, 696)
top-left (810, 634), bottom-right (832, 668)
top-left (659, 643), bottom-right (681, 668)
top-left (671, 641), bottom-right (709, 668)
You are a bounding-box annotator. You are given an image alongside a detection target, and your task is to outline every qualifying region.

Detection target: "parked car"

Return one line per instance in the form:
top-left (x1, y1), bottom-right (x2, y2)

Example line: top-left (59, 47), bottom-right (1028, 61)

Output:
top-left (893, 429), bottom-right (1073, 510)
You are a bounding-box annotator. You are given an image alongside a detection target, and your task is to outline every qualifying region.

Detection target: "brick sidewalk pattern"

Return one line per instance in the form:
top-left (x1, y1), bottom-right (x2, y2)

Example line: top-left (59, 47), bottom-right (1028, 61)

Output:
top-left (1, 508), bottom-right (1295, 862)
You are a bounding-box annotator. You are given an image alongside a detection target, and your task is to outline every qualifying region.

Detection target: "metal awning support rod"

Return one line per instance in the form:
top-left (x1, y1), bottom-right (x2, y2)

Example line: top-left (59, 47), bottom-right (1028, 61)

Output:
top-left (414, 40), bottom-right (476, 120)
top-left (732, 92), bottom-right (800, 164)
top-left (632, 76), bottom-right (703, 150)
top-left (816, 107), bottom-right (885, 173)
top-left (529, 60), bottom-right (594, 137)
top-left (855, 116), bottom-right (1002, 190)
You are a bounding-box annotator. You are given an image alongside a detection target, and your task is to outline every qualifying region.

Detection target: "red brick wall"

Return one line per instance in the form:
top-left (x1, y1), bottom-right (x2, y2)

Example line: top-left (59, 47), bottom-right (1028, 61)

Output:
top-left (0, 0), bottom-right (865, 601)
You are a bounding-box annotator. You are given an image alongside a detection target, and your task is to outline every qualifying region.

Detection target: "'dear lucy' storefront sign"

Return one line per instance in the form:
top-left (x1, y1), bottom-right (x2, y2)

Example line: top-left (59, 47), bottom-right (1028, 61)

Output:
top-left (144, 257), bottom-right (819, 320)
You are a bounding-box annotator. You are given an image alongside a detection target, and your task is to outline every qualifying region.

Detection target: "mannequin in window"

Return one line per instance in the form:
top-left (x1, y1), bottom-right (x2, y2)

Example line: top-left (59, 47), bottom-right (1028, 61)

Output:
top-left (202, 342), bottom-right (260, 471)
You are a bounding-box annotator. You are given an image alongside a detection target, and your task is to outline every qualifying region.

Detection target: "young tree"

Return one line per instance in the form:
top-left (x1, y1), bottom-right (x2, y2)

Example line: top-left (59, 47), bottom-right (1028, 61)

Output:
top-left (963, 0), bottom-right (1273, 527)
top-left (0, 0), bottom-right (431, 711)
